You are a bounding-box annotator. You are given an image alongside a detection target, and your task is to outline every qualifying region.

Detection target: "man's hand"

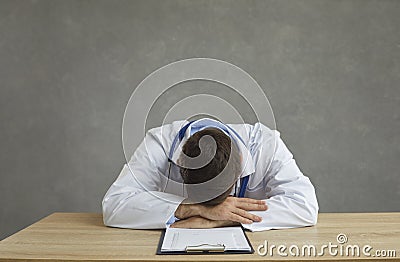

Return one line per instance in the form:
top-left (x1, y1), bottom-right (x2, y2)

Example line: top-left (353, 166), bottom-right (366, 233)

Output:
top-left (170, 216), bottom-right (240, 229)
top-left (199, 197), bottom-right (268, 224)
top-left (175, 197), bottom-right (268, 224)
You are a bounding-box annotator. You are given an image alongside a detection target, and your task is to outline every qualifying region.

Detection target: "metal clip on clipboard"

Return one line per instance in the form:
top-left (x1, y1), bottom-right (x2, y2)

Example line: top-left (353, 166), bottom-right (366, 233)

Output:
top-left (185, 243), bottom-right (226, 253)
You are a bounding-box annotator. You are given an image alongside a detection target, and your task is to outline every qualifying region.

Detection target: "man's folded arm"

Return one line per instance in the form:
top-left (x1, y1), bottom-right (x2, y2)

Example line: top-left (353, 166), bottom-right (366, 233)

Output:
top-left (242, 131), bottom-right (319, 232)
top-left (242, 164), bottom-right (319, 231)
top-left (102, 169), bottom-right (184, 228)
top-left (102, 132), bottom-right (185, 229)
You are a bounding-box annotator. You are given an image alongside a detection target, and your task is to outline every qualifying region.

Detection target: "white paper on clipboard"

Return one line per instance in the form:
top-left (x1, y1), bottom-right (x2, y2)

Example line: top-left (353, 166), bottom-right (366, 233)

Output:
top-left (161, 227), bottom-right (251, 252)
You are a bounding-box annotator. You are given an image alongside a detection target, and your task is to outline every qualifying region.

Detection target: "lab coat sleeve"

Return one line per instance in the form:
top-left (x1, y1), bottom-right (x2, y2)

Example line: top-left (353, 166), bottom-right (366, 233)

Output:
top-left (243, 128), bottom-right (319, 232)
top-left (102, 132), bottom-right (185, 229)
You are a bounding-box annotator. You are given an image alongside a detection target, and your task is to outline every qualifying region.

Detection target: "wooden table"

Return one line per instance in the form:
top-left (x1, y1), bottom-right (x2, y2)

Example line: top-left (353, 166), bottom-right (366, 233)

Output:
top-left (0, 213), bottom-right (399, 261)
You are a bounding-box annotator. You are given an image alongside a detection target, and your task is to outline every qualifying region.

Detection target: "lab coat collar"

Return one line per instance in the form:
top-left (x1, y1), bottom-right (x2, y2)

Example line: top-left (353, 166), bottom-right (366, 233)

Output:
top-left (171, 118), bottom-right (255, 178)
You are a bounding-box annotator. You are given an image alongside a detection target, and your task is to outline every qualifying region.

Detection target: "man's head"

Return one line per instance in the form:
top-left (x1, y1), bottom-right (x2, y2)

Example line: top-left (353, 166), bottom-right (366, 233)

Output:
top-left (178, 128), bottom-right (241, 205)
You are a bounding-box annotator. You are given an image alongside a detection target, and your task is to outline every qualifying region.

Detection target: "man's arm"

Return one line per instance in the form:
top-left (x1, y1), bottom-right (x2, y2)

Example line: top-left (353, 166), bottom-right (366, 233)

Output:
top-left (102, 131), bottom-right (185, 229)
top-left (174, 197), bottom-right (268, 224)
top-left (241, 125), bottom-right (319, 231)
top-left (170, 216), bottom-right (240, 229)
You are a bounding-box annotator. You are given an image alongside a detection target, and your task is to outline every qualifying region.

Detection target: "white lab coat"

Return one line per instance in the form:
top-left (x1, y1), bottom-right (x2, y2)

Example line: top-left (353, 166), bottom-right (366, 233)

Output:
top-left (102, 119), bottom-right (319, 231)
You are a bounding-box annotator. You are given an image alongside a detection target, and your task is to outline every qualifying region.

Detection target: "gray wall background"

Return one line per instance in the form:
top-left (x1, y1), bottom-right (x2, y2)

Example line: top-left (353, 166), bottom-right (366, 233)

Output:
top-left (1, 0), bottom-right (399, 240)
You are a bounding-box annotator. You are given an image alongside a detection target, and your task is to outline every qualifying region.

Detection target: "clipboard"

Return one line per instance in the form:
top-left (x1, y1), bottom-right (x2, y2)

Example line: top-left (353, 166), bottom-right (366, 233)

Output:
top-left (156, 226), bottom-right (254, 255)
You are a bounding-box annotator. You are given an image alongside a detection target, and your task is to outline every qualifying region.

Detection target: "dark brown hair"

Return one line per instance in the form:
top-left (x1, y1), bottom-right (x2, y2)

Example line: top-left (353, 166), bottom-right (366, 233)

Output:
top-left (179, 128), bottom-right (241, 205)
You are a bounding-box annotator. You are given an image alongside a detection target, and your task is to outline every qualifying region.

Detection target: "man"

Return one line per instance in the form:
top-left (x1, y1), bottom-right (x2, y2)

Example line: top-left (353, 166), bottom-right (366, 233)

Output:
top-left (102, 118), bottom-right (318, 231)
